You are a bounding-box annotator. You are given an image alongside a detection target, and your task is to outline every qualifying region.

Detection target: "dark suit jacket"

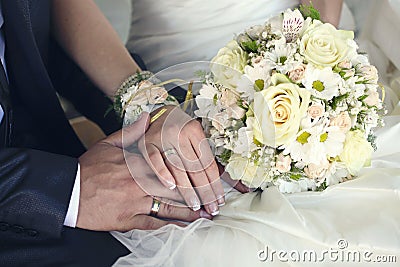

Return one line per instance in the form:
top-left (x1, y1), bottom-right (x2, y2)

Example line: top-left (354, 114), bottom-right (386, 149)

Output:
top-left (0, 0), bottom-right (127, 266)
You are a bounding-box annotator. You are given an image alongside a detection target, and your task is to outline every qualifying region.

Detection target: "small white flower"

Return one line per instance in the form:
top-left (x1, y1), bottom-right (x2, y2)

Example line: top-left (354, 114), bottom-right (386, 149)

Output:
top-left (303, 65), bottom-right (342, 100)
top-left (265, 43), bottom-right (298, 73)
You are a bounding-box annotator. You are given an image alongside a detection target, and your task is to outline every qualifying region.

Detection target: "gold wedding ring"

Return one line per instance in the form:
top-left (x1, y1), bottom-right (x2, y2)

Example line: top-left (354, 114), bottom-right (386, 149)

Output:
top-left (150, 198), bottom-right (161, 217)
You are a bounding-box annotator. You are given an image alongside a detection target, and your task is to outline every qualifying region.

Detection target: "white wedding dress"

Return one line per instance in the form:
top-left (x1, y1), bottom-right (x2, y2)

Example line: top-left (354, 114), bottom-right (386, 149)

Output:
top-left (112, 1), bottom-right (400, 266)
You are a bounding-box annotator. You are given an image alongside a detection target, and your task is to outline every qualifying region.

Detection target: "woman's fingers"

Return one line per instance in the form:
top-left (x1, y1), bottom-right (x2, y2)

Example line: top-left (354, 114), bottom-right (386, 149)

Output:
top-left (190, 130), bottom-right (225, 206)
top-left (162, 149), bottom-right (202, 211)
top-left (138, 142), bottom-right (177, 190)
top-left (174, 141), bottom-right (220, 216)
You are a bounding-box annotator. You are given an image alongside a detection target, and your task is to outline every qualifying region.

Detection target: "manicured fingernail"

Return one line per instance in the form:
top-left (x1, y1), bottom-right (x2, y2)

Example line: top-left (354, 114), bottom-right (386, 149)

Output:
top-left (208, 203), bottom-right (219, 216)
top-left (200, 210), bottom-right (213, 219)
top-left (211, 210), bottom-right (220, 216)
top-left (217, 195), bottom-right (225, 207)
top-left (167, 180), bottom-right (176, 190)
top-left (192, 199), bottom-right (201, 211)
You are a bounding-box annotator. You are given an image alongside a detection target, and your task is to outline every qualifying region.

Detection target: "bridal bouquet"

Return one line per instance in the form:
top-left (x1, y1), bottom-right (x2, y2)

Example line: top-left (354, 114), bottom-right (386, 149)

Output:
top-left (194, 6), bottom-right (386, 193)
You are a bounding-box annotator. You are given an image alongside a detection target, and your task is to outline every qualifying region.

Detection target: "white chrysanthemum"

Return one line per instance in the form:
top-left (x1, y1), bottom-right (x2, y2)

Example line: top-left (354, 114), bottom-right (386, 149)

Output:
top-left (236, 64), bottom-right (271, 101)
top-left (283, 125), bottom-right (346, 165)
top-left (265, 43), bottom-right (298, 73)
top-left (302, 65), bottom-right (342, 100)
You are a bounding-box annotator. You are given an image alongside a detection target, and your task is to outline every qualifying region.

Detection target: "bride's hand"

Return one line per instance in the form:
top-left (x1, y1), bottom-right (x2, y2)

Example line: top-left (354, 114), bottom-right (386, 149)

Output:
top-left (138, 106), bottom-right (225, 216)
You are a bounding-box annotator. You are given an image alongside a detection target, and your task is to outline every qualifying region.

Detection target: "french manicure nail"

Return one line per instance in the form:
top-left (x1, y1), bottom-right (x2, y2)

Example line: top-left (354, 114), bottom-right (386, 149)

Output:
top-left (209, 202), bottom-right (219, 216)
top-left (211, 210), bottom-right (220, 216)
top-left (192, 199), bottom-right (201, 211)
top-left (167, 180), bottom-right (176, 190)
top-left (217, 195), bottom-right (225, 207)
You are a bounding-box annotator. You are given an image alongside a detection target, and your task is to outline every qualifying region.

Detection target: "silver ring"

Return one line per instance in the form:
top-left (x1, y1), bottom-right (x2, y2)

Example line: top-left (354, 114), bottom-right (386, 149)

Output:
top-left (150, 198), bottom-right (161, 217)
top-left (163, 148), bottom-right (178, 157)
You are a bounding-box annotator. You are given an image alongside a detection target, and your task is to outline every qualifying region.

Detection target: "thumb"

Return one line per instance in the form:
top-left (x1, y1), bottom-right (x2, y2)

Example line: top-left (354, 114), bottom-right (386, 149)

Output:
top-left (105, 112), bottom-right (150, 148)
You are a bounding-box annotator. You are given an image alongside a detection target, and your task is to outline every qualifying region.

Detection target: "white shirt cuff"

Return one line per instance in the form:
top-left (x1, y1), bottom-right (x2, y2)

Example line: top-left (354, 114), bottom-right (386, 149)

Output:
top-left (64, 163), bottom-right (81, 228)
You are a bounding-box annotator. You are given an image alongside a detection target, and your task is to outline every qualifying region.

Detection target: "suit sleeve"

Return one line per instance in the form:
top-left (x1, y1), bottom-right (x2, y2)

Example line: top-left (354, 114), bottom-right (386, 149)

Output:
top-left (0, 148), bottom-right (78, 239)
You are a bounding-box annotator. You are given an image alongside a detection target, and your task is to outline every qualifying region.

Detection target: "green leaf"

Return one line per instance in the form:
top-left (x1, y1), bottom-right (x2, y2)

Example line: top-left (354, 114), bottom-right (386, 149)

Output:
top-left (332, 93), bottom-right (349, 110)
top-left (241, 40), bottom-right (259, 53)
top-left (300, 2), bottom-right (321, 21)
top-left (219, 149), bottom-right (233, 164)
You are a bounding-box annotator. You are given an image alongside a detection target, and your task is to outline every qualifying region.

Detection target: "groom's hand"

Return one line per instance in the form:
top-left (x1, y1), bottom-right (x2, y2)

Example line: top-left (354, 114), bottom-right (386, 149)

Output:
top-left (138, 106), bottom-right (225, 217)
top-left (77, 113), bottom-right (211, 232)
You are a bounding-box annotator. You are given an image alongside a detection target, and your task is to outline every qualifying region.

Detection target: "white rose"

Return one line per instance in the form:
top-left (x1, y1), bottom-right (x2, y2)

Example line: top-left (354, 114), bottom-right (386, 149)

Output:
top-left (339, 130), bottom-right (373, 175)
top-left (253, 74), bottom-right (311, 148)
top-left (225, 154), bottom-right (269, 188)
top-left (211, 40), bottom-right (248, 89)
top-left (300, 21), bottom-right (355, 67)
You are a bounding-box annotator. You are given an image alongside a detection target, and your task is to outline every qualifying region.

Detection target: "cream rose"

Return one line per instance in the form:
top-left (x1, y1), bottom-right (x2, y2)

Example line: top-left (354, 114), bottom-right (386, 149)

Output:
top-left (225, 154), bottom-right (269, 188)
top-left (330, 112), bottom-right (352, 133)
top-left (300, 21), bottom-right (355, 67)
top-left (253, 74), bottom-right (311, 147)
top-left (211, 40), bottom-right (248, 89)
top-left (339, 130), bottom-right (373, 175)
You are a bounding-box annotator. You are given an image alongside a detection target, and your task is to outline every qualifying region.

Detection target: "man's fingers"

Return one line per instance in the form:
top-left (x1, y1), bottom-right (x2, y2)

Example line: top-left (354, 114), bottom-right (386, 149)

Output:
top-left (105, 112), bottom-right (150, 148)
top-left (155, 197), bottom-right (213, 221)
top-left (130, 214), bottom-right (186, 230)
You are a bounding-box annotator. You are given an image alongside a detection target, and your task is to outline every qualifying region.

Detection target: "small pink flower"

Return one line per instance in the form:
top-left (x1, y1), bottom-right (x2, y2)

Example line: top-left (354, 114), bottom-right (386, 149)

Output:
top-left (338, 60), bottom-right (351, 69)
top-left (364, 89), bottom-right (380, 106)
top-left (288, 64), bottom-right (306, 83)
top-left (275, 153), bottom-right (292, 173)
top-left (330, 112), bottom-right (352, 133)
top-left (307, 103), bottom-right (324, 119)
top-left (304, 163), bottom-right (328, 179)
top-left (360, 65), bottom-right (378, 83)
